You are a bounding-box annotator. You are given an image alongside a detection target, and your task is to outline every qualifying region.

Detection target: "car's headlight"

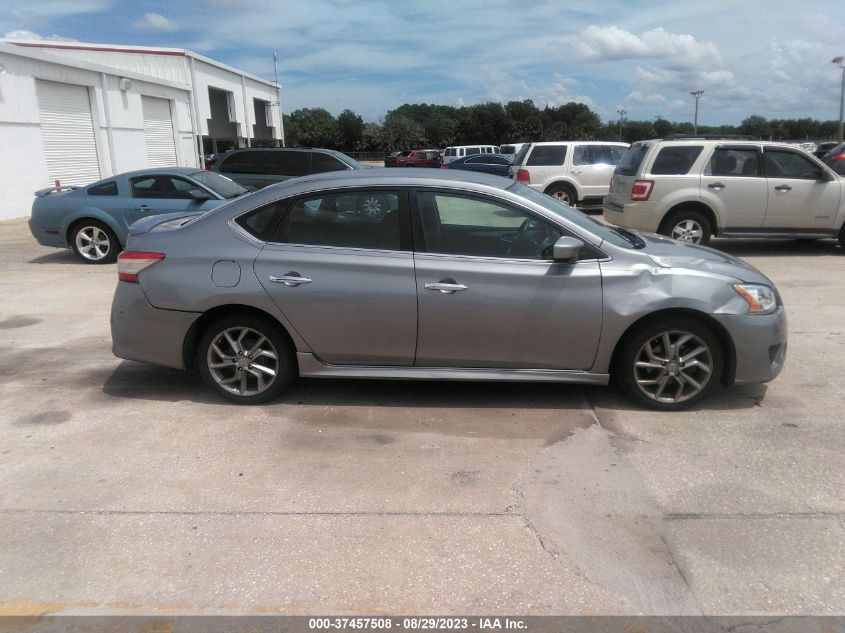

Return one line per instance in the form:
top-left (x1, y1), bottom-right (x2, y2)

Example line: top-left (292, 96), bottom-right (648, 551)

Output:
top-left (733, 284), bottom-right (778, 314)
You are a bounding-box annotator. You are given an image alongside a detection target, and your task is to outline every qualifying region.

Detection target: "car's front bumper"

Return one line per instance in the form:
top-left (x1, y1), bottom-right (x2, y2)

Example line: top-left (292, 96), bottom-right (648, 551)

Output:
top-left (714, 307), bottom-right (788, 384)
top-left (111, 281), bottom-right (199, 370)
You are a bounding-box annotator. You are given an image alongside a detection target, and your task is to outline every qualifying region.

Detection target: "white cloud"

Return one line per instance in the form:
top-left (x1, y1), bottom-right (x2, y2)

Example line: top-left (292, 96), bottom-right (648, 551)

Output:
top-left (134, 12), bottom-right (176, 31)
top-left (572, 25), bottom-right (723, 69)
top-left (3, 29), bottom-right (78, 42)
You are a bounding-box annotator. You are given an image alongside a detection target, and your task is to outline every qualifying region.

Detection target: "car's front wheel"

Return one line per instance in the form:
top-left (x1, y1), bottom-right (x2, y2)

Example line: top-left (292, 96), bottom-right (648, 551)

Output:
top-left (197, 315), bottom-right (295, 404)
top-left (616, 316), bottom-right (724, 410)
top-left (659, 210), bottom-right (712, 245)
top-left (70, 220), bottom-right (119, 264)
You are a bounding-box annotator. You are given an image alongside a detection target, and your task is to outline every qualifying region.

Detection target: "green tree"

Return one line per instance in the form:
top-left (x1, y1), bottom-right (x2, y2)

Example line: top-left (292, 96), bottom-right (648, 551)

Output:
top-left (286, 108), bottom-right (339, 148)
top-left (740, 115), bottom-right (771, 139)
top-left (337, 109), bottom-right (364, 150)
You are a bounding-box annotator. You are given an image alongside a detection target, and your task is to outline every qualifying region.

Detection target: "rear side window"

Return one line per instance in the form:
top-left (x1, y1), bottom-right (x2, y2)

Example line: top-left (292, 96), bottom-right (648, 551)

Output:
top-left (272, 190), bottom-right (401, 250)
top-left (526, 145), bottom-right (567, 166)
top-left (709, 148), bottom-right (760, 176)
top-left (88, 181), bottom-right (118, 196)
top-left (615, 143), bottom-right (649, 176)
top-left (218, 151), bottom-right (267, 174)
top-left (265, 152), bottom-right (308, 177)
top-left (650, 146), bottom-right (703, 175)
top-left (235, 202), bottom-right (285, 241)
top-left (310, 152), bottom-right (348, 174)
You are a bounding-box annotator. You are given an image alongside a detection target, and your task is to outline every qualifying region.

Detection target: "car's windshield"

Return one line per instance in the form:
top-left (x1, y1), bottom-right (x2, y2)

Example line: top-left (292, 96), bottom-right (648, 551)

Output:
top-left (189, 171), bottom-right (249, 198)
top-left (508, 182), bottom-right (639, 249)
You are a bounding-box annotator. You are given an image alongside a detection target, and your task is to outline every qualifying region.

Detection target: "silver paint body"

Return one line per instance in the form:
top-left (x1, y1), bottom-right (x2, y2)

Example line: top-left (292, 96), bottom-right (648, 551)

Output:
top-left (111, 169), bottom-right (787, 388)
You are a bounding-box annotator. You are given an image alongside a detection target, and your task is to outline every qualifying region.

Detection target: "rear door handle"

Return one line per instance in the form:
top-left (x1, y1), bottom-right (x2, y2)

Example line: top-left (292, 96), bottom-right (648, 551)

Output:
top-left (269, 272), bottom-right (312, 287)
top-left (774, 184), bottom-right (792, 192)
top-left (425, 281), bottom-right (468, 294)
top-left (707, 182), bottom-right (725, 190)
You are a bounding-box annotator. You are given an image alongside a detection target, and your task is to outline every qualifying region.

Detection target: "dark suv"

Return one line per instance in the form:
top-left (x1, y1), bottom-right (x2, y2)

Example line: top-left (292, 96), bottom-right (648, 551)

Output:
top-left (214, 148), bottom-right (364, 189)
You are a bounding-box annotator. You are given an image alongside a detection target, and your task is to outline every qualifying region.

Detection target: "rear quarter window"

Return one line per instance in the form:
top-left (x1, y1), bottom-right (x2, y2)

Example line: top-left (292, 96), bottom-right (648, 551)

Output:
top-left (88, 181), bottom-right (118, 196)
top-left (649, 146), bottom-right (703, 175)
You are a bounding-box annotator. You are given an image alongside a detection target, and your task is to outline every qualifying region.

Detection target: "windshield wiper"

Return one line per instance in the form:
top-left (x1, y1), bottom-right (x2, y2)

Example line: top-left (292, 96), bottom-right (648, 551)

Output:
top-left (613, 227), bottom-right (646, 248)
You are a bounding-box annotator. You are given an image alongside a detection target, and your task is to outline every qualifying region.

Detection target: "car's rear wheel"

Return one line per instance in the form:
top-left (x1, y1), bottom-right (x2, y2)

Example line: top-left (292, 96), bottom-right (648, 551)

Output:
top-left (659, 209), bottom-right (712, 245)
top-left (616, 316), bottom-right (724, 410)
top-left (545, 184), bottom-right (577, 206)
top-left (197, 315), bottom-right (295, 404)
top-left (70, 220), bottom-right (119, 264)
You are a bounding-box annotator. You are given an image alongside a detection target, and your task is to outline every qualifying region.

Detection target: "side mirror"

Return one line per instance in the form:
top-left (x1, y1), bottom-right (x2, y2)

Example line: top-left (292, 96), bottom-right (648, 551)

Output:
top-left (188, 189), bottom-right (212, 201)
top-left (553, 236), bottom-right (585, 262)
top-left (821, 170), bottom-right (836, 182)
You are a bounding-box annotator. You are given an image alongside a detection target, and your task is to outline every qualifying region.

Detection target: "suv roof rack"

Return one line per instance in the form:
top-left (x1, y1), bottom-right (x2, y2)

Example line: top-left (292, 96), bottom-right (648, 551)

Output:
top-left (661, 134), bottom-right (759, 141)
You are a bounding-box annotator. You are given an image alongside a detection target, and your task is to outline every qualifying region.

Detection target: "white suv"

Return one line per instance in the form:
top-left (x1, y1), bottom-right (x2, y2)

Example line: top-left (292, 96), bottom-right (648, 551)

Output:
top-left (603, 137), bottom-right (845, 246)
top-left (509, 141), bottom-right (629, 208)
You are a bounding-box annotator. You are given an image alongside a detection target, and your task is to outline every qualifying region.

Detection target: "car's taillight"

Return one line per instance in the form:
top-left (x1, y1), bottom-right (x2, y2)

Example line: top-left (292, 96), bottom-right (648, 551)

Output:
top-left (440, 164), bottom-right (449, 169)
top-left (117, 251), bottom-right (165, 283)
top-left (831, 153), bottom-right (845, 161)
top-left (631, 179), bottom-right (654, 201)
top-left (516, 169), bottom-right (530, 183)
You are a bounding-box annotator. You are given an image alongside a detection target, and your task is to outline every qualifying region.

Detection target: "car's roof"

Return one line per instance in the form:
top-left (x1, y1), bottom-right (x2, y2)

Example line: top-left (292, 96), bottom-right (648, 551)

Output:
top-left (264, 167), bottom-right (512, 190)
top-left (106, 167), bottom-right (203, 179)
top-left (529, 141), bottom-right (629, 146)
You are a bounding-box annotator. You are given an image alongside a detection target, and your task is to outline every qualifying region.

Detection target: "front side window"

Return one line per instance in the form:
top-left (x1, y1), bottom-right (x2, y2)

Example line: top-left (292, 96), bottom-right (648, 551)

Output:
top-left (416, 191), bottom-right (561, 260)
top-left (763, 150), bottom-right (823, 180)
top-left (526, 145), bottom-right (567, 166)
top-left (130, 176), bottom-right (196, 199)
top-left (650, 146), bottom-right (703, 175)
top-left (310, 152), bottom-right (348, 174)
top-left (271, 190), bottom-right (401, 250)
top-left (708, 148), bottom-right (760, 177)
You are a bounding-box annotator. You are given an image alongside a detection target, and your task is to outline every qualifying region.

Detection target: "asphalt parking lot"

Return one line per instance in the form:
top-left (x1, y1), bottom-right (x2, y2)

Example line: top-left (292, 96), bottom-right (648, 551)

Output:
top-left (0, 217), bottom-right (843, 616)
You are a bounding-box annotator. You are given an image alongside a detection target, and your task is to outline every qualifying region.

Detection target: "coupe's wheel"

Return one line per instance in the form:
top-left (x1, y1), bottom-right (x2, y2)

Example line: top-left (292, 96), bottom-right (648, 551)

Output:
top-left (838, 225), bottom-right (845, 250)
top-left (545, 184), bottom-right (577, 206)
top-left (197, 315), bottom-right (295, 404)
top-left (357, 194), bottom-right (389, 220)
top-left (616, 317), bottom-right (724, 410)
top-left (659, 210), bottom-right (712, 245)
top-left (70, 220), bottom-right (119, 264)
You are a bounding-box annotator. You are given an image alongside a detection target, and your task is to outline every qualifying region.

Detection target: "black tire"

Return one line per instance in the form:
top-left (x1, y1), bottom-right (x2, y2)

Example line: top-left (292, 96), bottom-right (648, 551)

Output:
top-left (545, 183), bottom-right (577, 206)
top-left (658, 209), bottom-right (712, 246)
top-left (197, 314), bottom-right (296, 404)
top-left (69, 220), bottom-right (120, 264)
top-left (838, 225), bottom-right (845, 250)
top-left (615, 316), bottom-right (724, 411)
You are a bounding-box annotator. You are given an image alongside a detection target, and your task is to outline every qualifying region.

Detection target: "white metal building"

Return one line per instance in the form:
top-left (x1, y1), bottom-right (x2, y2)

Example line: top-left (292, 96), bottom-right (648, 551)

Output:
top-left (0, 40), bottom-right (283, 221)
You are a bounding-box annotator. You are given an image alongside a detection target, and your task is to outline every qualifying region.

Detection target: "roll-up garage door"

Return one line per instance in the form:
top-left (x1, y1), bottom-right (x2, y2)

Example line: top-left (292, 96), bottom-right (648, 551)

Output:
top-left (142, 96), bottom-right (178, 167)
top-left (36, 80), bottom-right (101, 187)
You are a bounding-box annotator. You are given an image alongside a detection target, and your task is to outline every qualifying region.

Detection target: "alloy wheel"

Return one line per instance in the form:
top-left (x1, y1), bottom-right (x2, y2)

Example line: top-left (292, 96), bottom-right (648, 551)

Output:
top-left (75, 226), bottom-right (112, 261)
top-left (632, 330), bottom-right (713, 404)
top-left (671, 220), bottom-right (704, 243)
top-left (206, 326), bottom-right (279, 396)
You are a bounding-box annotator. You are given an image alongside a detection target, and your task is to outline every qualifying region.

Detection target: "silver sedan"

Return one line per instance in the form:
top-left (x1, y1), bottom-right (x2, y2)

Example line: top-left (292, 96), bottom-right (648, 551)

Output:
top-left (110, 169), bottom-right (787, 410)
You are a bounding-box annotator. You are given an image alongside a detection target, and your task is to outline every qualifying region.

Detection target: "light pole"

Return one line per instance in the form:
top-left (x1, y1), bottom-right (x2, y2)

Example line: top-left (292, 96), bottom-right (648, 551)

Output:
top-left (690, 90), bottom-right (704, 135)
top-left (617, 108), bottom-right (627, 141)
top-left (833, 57), bottom-right (845, 142)
top-left (273, 51), bottom-right (286, 147)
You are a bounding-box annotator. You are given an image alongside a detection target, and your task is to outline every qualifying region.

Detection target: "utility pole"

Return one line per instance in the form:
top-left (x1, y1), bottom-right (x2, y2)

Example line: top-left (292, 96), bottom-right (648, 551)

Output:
top-left (833, 57), bottom-right (845, 142)
top-left (273, 51), bottom-right (286, 147)
top-left (617, 108), bottom-right (627, 141)
top-left (690, 90), bottom-right (704, 135)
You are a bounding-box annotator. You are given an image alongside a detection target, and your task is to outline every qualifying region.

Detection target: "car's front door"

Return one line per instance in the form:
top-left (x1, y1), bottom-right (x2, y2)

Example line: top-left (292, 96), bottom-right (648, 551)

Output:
top-left (571, 144), bottom-right (616, 199)
top-left (412, 190), bottom-right (603, 370)
top-left (127, 175), bottom-right (217, 226)
top-left (761, 148), bottom-right (842, 229)
top-left (254, 189), bottom-right (417, 366)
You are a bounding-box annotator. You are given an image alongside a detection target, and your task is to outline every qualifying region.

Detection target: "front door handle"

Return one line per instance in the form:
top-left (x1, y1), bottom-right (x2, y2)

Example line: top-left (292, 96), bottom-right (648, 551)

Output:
top-left (425, 281), bottom-right (468, 294)
top-left (707, 182), bottom-right (726, 190)
top-left (774, 184), bottom-right (792, 192)
top-left (269, 272), bottom-right (312, 287)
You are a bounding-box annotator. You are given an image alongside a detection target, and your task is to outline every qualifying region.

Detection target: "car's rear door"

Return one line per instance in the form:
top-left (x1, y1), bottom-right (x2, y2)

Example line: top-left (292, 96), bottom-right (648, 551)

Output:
top-left (411, 189), bottom-right (603, 370)
top-left (254, 188), bottom-right (417, 365)
top-left (572, 144), bottom-right (620, 199)
top-left (216, 152), bottom-right (268, 189)
top-left (699, 145), bottom-right (767, 229)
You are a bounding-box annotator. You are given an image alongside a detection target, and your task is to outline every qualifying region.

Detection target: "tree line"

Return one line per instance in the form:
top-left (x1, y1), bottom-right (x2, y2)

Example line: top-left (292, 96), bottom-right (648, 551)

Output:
top-left (281, 101), bottom-right (842, 151)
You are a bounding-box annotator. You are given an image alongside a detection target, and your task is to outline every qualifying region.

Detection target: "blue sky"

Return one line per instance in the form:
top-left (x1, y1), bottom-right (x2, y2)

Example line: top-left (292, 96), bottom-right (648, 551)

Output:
top-left (2, 0), bottom-right (844, 125)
